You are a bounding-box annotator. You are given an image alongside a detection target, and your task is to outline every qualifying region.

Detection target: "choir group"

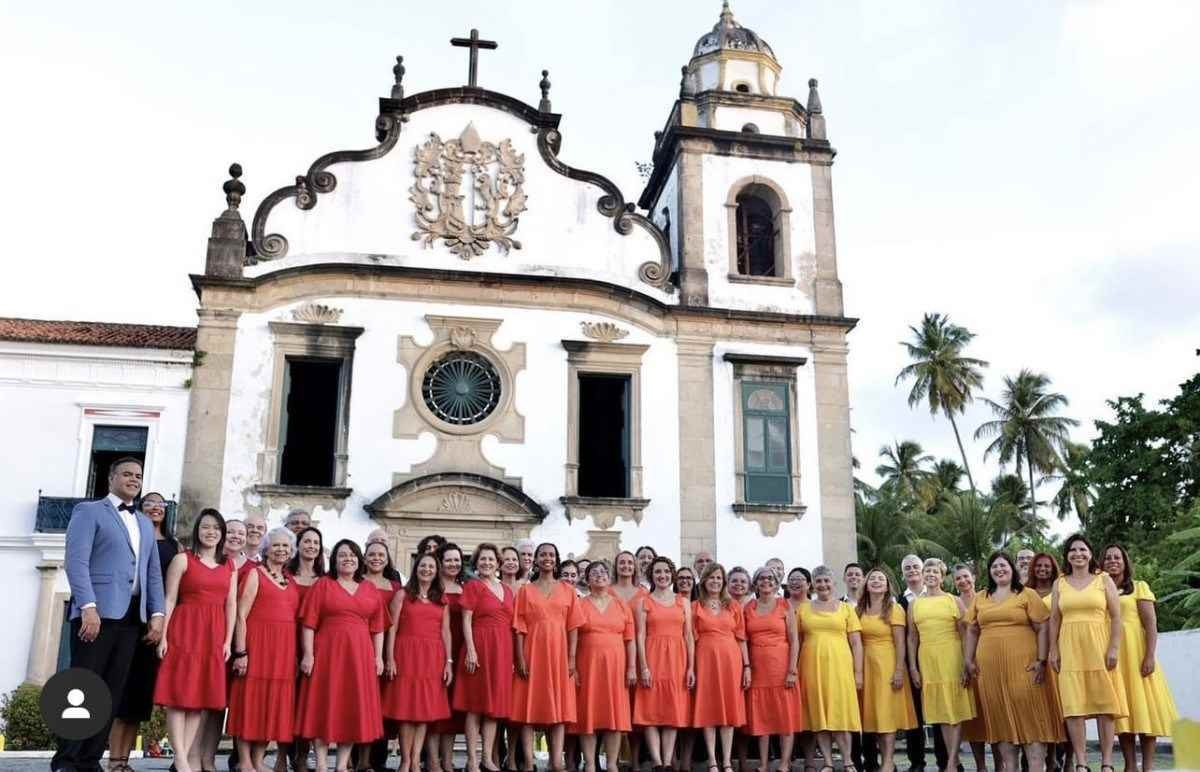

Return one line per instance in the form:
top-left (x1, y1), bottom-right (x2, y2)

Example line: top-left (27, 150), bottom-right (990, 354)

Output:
top-left (129, 505), bottom-right (1179, 772)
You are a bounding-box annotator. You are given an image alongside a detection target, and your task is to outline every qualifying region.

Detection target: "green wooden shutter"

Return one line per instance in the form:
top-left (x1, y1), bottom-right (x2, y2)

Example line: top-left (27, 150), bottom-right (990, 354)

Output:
top-left (742, 381), bottom-right (792, 504)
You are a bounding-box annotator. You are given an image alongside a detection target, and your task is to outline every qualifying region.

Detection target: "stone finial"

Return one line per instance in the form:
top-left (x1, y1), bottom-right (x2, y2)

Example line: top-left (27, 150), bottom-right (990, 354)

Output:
top-left (538, 69), bottom-right (552, 112)
top-left (223, 163), bottom-right (245, 211)
top-left (806, 78), bottom-right (823, 113)
top-left (680, 65), bottom-right (693, 98)
top-left (720, 0), bottom-right (734, 23)
top-left (806, 78), bottom-right (827, 140)
top-left (392, 55), bottom-right (406, 99)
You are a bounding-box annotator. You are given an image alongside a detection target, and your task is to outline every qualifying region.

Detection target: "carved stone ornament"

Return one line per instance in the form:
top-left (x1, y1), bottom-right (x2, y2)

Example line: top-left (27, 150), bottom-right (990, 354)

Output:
top-left (579, 321), bottom-right (629, 342)
top-left (449, 326), bottom-right (476, 350)
top-left (410, 123), bottom-right (527, 259)
top-left (291, 303), bottom-right (344, 324)
top-left (439, 491), bottom-right (472, 513)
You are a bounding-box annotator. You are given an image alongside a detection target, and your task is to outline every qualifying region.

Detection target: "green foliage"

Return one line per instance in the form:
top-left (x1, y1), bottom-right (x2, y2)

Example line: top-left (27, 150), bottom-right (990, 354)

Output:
top-left (1048, 441), bottom-right (1096, 528)
top-left (1, 683), bottom-right (53, 751)
top-left (144, 706), bottom-right (168, 751)
top-left (855, 486), bottom-right (946, 583)
top-left (875, 440), bottom-right (933, 503)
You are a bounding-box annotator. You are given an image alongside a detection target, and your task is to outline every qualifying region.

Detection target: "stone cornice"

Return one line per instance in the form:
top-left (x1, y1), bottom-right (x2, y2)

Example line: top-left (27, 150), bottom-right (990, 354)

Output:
top-left (381, 87), bottom-right (561, 129)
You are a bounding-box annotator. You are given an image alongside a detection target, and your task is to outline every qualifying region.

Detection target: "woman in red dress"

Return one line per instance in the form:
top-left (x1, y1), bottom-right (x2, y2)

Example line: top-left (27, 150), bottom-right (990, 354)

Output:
top-left (228, 527), bottom-right (301, 771)
top-left (296, 539), bottom-right (387, 772)
top-left (743, 568), bottom-right (802, 772)
top-left (692, 563), bottom-right (750, 772)
top-left (513, 543), bottom-right (584, 770)
top-left (429, 543), bottom-right (467, 772)
top-left (455, 544), bottom-right (515, 772)
top-left (361, 540), bottom-right (404, 772)
top-left (277, 526), bottom-right (324, 772)
top-left (570, 560), bottom-right (637, 772)
top-left (154, 509), bottom-right (237, 772)
top-left (635, 557), bottom-right (695, 772)
top-left (383, 553), bottom-right (452, 772)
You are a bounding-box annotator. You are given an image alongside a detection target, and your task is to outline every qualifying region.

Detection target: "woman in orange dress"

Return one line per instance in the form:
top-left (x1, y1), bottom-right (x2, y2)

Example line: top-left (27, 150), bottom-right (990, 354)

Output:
top-left (512, 543), bottom-right (584, 770)
top-left (636, 557), bottom-right (696, 771)
top-left (744, 568), bottom-right (802, 772)
top-left (570, 560), bottom-right (637, 771)
top-left (692, 563), bottom-right (750, 772)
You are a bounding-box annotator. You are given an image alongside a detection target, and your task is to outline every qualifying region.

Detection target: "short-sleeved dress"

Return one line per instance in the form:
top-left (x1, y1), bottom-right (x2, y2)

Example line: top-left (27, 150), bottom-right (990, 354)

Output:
top-left (910, 593), bottom-right (976, 725)
top-left (859, 604), bottom-right (917, 733)
top-left (797, 601), bottom-right (861, 732)
top-left (744, 598), bottom-right (803, 736)
top-left (570, 596), bottom-right (634, 734)
top-left (295, 577), bottom-right (387, 742)
top-left (632, 594), bottom-right (690, 728)
top-left (431, 588), bottom-right (466, 733)
top-left (227, 567), bottom-right (301, 741)
top-left (692, 601), bottom-right (747, 728)
top-left (1055, 574), bottom-right (1127, 718)
top-left (154, 553), bottom-right (234, 710)
top-left (511, 580), bottom-right (584, 726)
top-left (969, 588), bottom-right (1061, 744)
top-left (453, 579), bottom-right (515, 719)
top-left (1114, 580), bottom-right (1177, 736)
top-left (382, 591), bottom-right (451, 723)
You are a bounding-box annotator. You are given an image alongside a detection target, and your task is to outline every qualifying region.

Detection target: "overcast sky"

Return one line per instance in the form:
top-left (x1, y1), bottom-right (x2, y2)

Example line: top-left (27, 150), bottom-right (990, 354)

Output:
top-left (2, 1), bottom-right (1196, 532)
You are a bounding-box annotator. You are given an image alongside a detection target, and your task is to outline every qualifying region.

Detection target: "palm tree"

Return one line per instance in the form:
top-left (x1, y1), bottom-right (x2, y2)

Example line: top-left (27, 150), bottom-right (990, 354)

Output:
top-left (856, 488), bottom-right (946, 583)
top-left (875, 440), bottom-right (933, 504)
top-left (1048, 441), bottom-right (1096, 530)
top-left (920, 459), bottom-right (965, 513)
top-left (895, 313), bottom-right (989, 495)
top-left (975, 369), bottom-right (1079, 522)
top-left (934, 491), bottom-right (1018, 572)
top-left (989, 474), bottom-right (1040, 544)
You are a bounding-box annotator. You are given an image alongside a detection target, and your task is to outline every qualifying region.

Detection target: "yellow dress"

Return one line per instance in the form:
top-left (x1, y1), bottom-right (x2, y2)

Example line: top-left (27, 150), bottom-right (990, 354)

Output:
top-left (1113, 581), bottom-right (1178, 736)
top-left (1055, 574), bottom-right (1127, 718)
top-left (1038, 592), bottom-right (1067, 728)
top-left (911, 593), bottom-right (976, 724)
top-left (798, 600), bottom-right (862, 732)
top-left (969, 588), bottom-right (1062, 744)
top-left (858, 604), bottom-right (917, 733)
top-left (958, 594), bottom-right (988, 744)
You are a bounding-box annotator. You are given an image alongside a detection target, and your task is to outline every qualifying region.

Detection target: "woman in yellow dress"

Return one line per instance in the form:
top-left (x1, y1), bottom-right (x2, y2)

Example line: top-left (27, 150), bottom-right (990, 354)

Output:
top-left (1049, 534), bottom-right (1126, 772)
top-left (964, 552), bottom-right (1062, 772)
top-left (855, 568), bottom-right (916, 772)
top-left (1102, 543), bottom-right (1178, 772)
top-left (797, 565), bottom-right (863, 772)
top-left (952, 563), bottom-right (991, 772)
top-left (1030, 552), bottom-right (1068, 772)
top-left (906, 558), bottom-right (974, 772)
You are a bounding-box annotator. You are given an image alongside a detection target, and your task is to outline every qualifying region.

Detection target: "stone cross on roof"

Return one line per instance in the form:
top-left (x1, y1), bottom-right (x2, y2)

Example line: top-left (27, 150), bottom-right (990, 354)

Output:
top-left (450, 28), bottom-right (498, 88)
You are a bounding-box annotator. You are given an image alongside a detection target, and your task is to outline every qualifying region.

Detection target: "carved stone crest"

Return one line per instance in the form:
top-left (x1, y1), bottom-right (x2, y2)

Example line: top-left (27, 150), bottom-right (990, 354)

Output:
top-left (438, 492), bottom-right (473, 514)
top-left (410, 123), bottom-right (527, 259)
top-left (449, 326), bottom-right (476, 350)
top-left (580, 321), bottom-right (629, 342)
top-left (291, 303), bottom-right (343, 324)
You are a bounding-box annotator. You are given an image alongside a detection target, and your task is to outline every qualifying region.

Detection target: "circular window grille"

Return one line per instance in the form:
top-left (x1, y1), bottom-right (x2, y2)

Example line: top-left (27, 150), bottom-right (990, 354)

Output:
top-left (421, 352), bottom-right (502, 426)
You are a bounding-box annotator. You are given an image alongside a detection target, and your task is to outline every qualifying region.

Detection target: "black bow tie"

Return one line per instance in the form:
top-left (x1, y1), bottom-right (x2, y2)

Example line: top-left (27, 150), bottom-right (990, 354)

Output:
top-left (118, 503), bottom-right (137, 513)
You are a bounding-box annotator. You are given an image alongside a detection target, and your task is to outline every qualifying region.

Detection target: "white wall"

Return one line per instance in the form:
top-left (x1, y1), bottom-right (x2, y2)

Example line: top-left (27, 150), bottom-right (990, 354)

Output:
top-left (1158, 628), bottom-right (1200, 721)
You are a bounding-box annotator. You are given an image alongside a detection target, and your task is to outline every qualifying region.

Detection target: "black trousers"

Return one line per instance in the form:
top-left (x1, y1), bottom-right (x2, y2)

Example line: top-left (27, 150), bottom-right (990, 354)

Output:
top-left (852, 732), bottom-right (879, 771)
top-left (52, 598), bottom-right (143, 772)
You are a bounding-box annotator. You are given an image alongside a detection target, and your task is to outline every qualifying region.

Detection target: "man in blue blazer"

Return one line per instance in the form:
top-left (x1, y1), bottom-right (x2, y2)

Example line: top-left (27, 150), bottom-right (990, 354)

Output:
top-left (52, 457), bottom-right (166, 772)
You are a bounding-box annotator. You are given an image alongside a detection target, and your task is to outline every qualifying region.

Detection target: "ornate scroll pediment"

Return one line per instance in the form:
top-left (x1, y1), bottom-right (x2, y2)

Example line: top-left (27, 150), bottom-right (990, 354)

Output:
top-left (410, 123), bottom-right (527, 259)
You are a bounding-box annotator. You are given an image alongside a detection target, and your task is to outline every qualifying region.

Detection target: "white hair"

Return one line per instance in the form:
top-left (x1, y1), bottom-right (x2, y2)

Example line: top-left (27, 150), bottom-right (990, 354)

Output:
top-left (515, 538), bottom-right (535, 551)
top-left (260, 526), bottom-right (297, 558)
top-left (901, 553), bottom-right (923, 568)
top-left (285, 508), bottom-right (310, 524)
top-left (811, 564), bottom-right (835, 580)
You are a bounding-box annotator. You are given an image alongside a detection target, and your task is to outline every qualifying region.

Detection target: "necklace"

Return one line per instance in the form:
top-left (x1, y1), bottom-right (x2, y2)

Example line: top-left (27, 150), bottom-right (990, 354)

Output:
top-left (265, 565), bottom-right (288, 587)
top-left (707, 599), bottom-right (721, 612)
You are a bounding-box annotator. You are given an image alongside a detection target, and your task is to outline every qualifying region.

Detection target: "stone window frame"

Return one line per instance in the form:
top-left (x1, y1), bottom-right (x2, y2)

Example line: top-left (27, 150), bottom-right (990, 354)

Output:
top-left (72, 404), bottom-right (163, 496)
top-left (560, 339), bottom-right (651, 529)
top-left (256, 321), bottom-right (363, 497)
top-left (725, 353), bottom-right (807, 536)
top-left (725, 175), bottom-right (795, 286)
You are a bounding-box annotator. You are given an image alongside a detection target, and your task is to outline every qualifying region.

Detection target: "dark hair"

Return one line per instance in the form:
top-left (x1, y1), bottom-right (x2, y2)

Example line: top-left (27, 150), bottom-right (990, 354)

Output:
top-left (635, 545), bottom-right (658, 561)
top-left (1061, 532), bottom-right (1101, 575)
top-left (843, 562), bottom-right (864, 576)
top-left (405, 553), bottom-right (445, 604)
top-left (1101, 543), bottom-right (1135, 595)
top-left (1029, 551), bottom-right (1060, 591)
top-left (499, 546), bottom-right (521, 578)
top-left (287, 526), bottom-right (326, 575)
top-left (416, 534), bottom-right (446, 556)
top-left (108, 456), bottom-right (143, 477)
top-left (984, 552), bottom-right (1025, 595)
top-left (437, 542), bottom-right (465, 581)
top-left (583, 560), bottom-right (609, 583)
top-left (645, 555), bottom-right (677, 588)
top-left (363, 540), bottom-right (403, 582)
top-left (138, 492), bottom-right (175, 542)
top-left (472, 542), bottom-right (501, 572)
top-left (560, 559), bottom-right (579, 574)
top-left (326, 539), bottom-right (366, 582)
top-left (614, 550), bottom-right (637, 581)
top-left (529, 542), bottom-right (561, 580)
top-left (191, 508), bottom-right (228, 564)
top-left (785, 566), bottom-right (812, 600)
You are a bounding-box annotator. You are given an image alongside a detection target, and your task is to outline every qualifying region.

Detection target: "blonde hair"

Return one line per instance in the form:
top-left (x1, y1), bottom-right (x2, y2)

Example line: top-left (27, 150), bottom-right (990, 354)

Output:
top-left (922, 557), bottom-right (947, 577)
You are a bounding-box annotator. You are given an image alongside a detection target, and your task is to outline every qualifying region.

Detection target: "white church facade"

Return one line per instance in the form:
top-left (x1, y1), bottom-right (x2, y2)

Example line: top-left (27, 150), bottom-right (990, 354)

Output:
top-left (0, 4), bottom-right (856, 694)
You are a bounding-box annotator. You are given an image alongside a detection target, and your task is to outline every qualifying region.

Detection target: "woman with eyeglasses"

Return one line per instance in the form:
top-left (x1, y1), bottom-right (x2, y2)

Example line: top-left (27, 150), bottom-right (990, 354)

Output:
top-left (744, 567), bottom-right (802, 772)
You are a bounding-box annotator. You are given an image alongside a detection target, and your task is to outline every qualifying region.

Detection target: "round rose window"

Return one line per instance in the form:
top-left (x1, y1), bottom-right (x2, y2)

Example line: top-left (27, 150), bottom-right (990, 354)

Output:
top-left (421, 352), bottom-right (502, 426)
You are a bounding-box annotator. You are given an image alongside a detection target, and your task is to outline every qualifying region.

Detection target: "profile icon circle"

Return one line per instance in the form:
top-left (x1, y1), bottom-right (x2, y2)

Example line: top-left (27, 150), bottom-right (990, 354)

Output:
top-left (40, 668), bottom-right (111, 741)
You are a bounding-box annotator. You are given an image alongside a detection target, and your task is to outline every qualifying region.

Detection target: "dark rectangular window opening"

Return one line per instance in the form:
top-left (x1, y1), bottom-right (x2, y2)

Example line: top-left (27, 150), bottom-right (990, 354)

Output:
top-left (578, 374), bottom-right (631, 498)
top-left (88, 425), bottom-right (148, 499)
top-left (279, 358), bottom-right (341, 487)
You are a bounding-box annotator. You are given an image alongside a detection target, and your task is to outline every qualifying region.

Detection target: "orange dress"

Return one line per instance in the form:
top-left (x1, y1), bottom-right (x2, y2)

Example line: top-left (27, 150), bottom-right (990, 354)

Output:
top-left (570, 596), bottom-right (634, 734)
top-left (744, 598), bottom-right (803, 736)
top-left (511, 580), bottom-right (584, 725)
top-left (691, 601), bottom-right (747, 728)
top-left (632, 594), bottom-right (690, 728)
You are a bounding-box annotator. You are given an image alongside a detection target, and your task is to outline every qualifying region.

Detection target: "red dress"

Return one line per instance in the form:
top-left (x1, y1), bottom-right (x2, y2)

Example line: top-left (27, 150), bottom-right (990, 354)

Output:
top-left (632, 594), bottom-right (690, 728)
top-left (511, 581), bottom-right (584, 726)
top-left (382, 591), bottom-right (451, 722)
top-left (295, 577), bottom-right (386, 742)
top-left (569, 597), bottom-right (634, 734)
top-left (431, 589), bottom-right (465, 733)
top-left (154, 553), bottom-right (234, 710)
top-left (453, 579), bottom-right (515, 718)
top-left (743, 598), bottom-right (802, 735)
top-left (691, 601), bottom-right (747, 728)
top-left (227, 567), bottom-right (301, 741)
